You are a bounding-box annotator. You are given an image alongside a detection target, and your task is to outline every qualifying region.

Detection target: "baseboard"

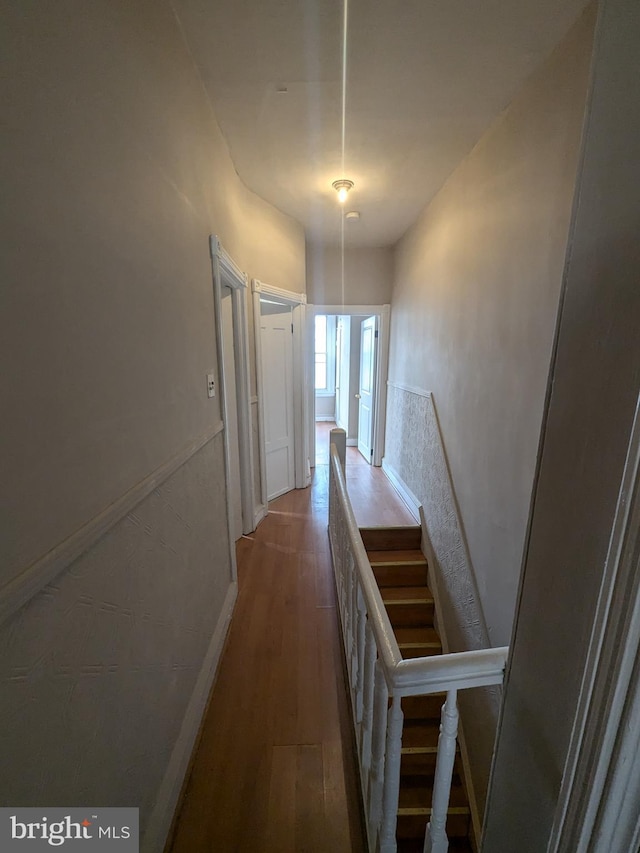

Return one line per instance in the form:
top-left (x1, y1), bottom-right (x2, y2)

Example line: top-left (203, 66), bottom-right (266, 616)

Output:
top-left (142, 580), bottom-right (238, 853)
top-left (346, 438), bottom-right (357, 447)
top-left (315, 415), bottom-right (336, 422)
top-left (380, 459), bottom-right (420, 521)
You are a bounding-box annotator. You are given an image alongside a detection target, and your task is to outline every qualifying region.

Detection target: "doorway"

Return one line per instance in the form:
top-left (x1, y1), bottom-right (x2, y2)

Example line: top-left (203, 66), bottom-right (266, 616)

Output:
top-left (260, 299), bottom-right (295, 500)
top-left (309, 305), bottom-right (390, 469)
top-left (252, 279), bottom-right (309, 513)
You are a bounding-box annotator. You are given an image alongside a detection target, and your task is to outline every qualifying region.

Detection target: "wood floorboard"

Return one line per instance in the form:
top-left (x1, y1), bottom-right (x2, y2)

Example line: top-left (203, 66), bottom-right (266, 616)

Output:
top-left (168, 424), bottom-right (414, 853)
top-left (315, 422), bottom-right (417, 527)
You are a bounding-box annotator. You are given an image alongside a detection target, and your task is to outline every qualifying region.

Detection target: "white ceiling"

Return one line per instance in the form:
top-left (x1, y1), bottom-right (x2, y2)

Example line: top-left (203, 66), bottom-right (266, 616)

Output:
top-left (173, 0), bottom-right (590, 247)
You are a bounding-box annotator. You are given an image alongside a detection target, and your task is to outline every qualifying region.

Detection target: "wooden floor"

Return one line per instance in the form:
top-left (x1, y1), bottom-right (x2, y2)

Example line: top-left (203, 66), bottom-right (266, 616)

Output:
top-left (315, 422), bottom-right (417, 528)
top-left (168, 425), bottom-right (416, 853)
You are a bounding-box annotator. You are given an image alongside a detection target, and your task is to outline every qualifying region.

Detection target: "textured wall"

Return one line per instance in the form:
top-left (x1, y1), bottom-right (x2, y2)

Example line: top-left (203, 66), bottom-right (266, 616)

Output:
top-left (387, 7), bottom-right (595, 647)
top-left (384, 384), bottom-right (499, 813)
top-left (0, 434), bottom-right (228, 831)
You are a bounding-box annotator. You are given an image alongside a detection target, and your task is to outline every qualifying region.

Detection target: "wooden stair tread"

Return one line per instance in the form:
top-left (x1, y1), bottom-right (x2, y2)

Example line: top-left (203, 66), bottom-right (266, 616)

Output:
top-left (397, 625), bottom-right (442, 657)
top-left (382, 586), bottom-right (434, 604)
top-left (359, 526), bottom-right (422, 551)
top-left (366, 549), bottom-right (427, 565)
top-left (367, 532), bottom-right (474, 852)
top-left (398, 777), bottom-right (469, 812)
top-left (395, 626), bottom-right (441, 645)
top-left (372, 563), bottom-right (429, 588)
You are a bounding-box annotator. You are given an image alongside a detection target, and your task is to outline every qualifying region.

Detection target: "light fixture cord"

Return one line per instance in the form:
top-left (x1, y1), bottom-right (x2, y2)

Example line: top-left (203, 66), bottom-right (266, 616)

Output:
top-left (340, 0), bottom-right (349, 308)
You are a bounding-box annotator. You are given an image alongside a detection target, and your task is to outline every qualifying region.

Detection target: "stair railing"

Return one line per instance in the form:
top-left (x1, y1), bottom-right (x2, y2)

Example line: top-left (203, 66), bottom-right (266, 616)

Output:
top-left (328, 443), bottom-right (509, 853)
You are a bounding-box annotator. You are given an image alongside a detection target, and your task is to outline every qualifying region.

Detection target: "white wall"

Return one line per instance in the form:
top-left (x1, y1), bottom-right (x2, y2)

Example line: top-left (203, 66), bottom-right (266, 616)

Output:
top-left (306, 245), bottom-right (393, 305)
top-left (0, 0), bottom-right (304, 844)
top-left (484, 0), bottom-right (640, 847)
top-left (386, 5), bottom-right (595, 649)
top-left (315, 394), bottom-right (336, 419)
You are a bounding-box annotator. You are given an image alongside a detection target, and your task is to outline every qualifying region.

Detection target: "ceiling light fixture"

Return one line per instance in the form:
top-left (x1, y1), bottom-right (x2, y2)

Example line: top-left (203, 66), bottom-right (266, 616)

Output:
top-left (332, 179), bottom-right (354, 204)
top-left (345, 210), bottom-right (360, 220)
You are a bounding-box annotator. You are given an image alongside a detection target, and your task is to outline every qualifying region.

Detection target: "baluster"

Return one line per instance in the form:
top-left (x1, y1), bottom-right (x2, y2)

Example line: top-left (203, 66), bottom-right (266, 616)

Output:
top-left (354, 585), bottom-right (366, 726)
top-left (345, 551), bottom-right (354, 687)
top-left (424, 689), bottom-right (459, 853)
top-left (350, 564), bottom-right (360, 690)
top-left (360, 622), bottom-right (376, 797)
top-left (368, 660), bottom-right (389, 845)
top-left (379, 694), bottom-right (404, 853)
top-left (338, 521), bottom-right (347, 636)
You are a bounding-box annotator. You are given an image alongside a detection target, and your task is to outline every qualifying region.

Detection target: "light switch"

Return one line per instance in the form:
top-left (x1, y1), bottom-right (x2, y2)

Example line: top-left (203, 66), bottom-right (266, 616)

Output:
top-left (207, 373), bottom-right (216, 398)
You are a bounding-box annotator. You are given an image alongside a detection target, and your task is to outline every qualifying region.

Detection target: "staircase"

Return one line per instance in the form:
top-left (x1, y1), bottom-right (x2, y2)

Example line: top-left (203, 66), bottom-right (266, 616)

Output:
top-left (359, 525), bottom-right (474, 853)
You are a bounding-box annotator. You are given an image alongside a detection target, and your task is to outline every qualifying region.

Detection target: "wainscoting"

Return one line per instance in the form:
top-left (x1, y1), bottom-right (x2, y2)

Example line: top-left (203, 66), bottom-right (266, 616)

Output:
top-left (383, 382), bottom-right (501, 816)
top-left (0, 430), bottom-right (235, 849)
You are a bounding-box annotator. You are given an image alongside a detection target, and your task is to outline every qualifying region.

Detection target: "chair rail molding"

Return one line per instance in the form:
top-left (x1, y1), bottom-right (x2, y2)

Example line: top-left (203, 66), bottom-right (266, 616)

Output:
top-left (0, 421), bottom-right (224, 627)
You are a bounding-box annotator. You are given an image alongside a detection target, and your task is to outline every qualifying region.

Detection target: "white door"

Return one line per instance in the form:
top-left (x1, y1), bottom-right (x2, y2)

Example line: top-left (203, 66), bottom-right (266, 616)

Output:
top-left (221, 289), bottom-right (243, 542)
top-left (261, 301), bottom-right (295, 500)
top-left (357, 316), bottom-right (377, 463)
top-left (335, 316), bottom-right (351, 431)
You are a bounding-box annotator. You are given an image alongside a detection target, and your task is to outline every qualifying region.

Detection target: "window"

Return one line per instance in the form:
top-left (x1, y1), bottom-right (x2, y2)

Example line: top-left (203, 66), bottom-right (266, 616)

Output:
top-left (315, 314), bottom-right (336, 394)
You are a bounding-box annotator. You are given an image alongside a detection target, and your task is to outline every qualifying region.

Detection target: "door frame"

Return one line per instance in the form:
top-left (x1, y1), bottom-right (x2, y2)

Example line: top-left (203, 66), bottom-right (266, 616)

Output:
top-left (357, 314), bottom-right (379, 464)
top-left (307, 304), bottom-right (390, 468)
top-left (252, 279), bottom-right (308, 517)
top-left (210, 237), bottom-right (254, 579)
top-left (548, 391), bottom-right (640, 852)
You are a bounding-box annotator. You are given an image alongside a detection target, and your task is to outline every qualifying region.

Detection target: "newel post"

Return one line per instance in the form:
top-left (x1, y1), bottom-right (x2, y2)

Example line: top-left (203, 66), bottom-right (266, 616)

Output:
top-left (330, 427), bottom-right (346, 472)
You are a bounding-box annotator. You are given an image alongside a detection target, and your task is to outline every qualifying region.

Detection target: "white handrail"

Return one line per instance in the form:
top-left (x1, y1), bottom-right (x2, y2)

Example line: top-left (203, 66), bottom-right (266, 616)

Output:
top-left (328, 442), bottom-right (509, 853)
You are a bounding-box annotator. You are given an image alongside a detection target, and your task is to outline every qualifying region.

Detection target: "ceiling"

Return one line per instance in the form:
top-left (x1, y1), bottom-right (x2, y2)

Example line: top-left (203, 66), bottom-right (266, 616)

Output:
top-left (173, 0), bottom-right (590, 248)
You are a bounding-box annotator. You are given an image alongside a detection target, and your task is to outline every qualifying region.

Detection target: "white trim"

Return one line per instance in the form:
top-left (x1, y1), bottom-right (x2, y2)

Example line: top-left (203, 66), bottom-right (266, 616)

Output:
top-left (373, 306), bottom-right (391, 467)
top-left (380, 459), bottom-right (420, 521)
top-left (387, 379), bottom-right (431, 398)
top-left (315, 415), bottom-right (336, 422)
top-left (211, 236), bottom-right (246, 287)
top-left (550, 390), bottom-right (640, 852)
top-left (252, 277), bottom-right (306, 305)
top-left (210, 236), bottom-right (256, 565)
top-left (141, 580), bottom-right (238, 853)
top-left (307, 304), bottom-right (391, 468)
top-left (232, 284), bottom-right (256, 536)
top-left (292, 301), bottom-right (309, 489)
top-left (0, 422), bottom-right (224, 627)
top-left (253, 505), bottom-right (267, 528)
top-left (346, 438), bottom-right (358, 447)
top-left (313, 303), bottom-right (387, 315)
top-left (314, 314), bottom-right (337, 395)
top-left (252, 288), bottom-right (269, 513)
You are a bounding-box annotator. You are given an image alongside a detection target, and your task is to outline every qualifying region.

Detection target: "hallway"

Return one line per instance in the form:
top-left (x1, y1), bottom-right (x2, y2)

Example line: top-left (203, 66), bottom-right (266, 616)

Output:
top-left (168, 428), bottom-right (415, 852)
